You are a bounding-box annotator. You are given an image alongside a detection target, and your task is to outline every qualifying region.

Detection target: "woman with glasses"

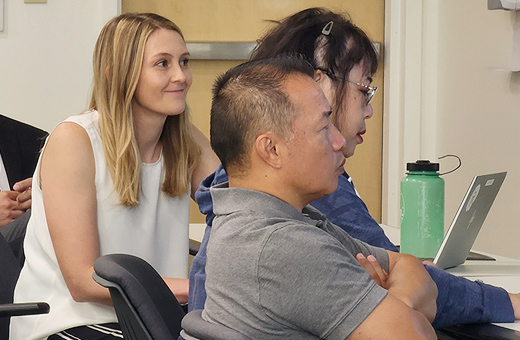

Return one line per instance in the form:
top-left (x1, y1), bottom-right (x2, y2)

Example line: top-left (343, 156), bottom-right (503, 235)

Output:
top-left (190, 7), bottom-right (519, 329)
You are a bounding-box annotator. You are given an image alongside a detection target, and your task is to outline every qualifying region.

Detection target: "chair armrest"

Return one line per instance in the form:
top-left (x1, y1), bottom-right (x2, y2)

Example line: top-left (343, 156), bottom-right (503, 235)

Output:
top-left (181, 310), bottom-right (250, 340)
top-left (0, 302), bottom-right (50, 317)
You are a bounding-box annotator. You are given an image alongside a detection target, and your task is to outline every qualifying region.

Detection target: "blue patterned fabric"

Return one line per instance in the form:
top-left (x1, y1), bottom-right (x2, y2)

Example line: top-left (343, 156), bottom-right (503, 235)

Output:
top-left (189, 164), bottom-right (514, 328)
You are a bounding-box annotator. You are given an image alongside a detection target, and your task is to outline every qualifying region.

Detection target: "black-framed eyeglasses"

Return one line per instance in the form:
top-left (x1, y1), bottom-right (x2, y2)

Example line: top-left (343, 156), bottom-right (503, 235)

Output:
top-left (316, 67), bottom-right (378, 106)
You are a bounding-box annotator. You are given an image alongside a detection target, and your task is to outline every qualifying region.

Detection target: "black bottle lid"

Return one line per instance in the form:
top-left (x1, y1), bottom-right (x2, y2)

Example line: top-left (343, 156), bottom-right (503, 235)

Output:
top-left (406, 160), bottom-right (439, 172)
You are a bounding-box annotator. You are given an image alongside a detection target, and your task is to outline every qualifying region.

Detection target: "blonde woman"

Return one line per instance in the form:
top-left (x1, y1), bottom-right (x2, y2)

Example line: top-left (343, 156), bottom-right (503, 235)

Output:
top-left (11, 13), bottom-right (219, 339)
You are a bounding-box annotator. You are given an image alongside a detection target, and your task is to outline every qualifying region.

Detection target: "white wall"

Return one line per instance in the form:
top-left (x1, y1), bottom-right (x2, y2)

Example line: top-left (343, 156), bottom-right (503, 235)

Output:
top-left (384, 0), bottom-right (520, 259)
top-left (0, 0), bottom-right (120, 132)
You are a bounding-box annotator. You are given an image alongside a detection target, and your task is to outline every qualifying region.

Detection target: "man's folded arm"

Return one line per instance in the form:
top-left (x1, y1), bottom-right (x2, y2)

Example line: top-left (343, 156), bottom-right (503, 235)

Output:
top-left (347, 293), bottom-right (437, 340)
top-left (385, 251), bottom-right (438, 322)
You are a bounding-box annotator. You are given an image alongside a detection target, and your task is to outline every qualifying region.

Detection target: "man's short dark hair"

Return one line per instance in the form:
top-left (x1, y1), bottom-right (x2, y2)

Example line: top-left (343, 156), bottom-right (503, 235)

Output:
top-left (210, 56), bottom-right (314, 176)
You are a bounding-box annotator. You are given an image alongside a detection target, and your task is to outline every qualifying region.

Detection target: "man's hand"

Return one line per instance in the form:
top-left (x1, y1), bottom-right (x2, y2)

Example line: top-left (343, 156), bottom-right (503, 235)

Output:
top-left (13, 177), bottom-right (33, 210)
top-left (422, 260), bottom-right (436, 267)
top-left (0, 177), bottom-right (33, 227)
top-left (0, 191), bottom-right (25, 227)
top-left (356, 253), bottom-right (389, 288)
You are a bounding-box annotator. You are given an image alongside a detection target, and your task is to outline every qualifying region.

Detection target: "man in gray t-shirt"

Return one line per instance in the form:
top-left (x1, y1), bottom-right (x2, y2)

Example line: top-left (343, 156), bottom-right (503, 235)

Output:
top-left (204, 57), bottom-right (437, 339)
top-left (205, 185), bottom-right (389, 339)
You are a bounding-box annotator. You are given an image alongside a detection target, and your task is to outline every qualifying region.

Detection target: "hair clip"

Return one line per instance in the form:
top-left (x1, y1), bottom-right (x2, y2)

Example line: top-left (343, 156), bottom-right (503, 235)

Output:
top-left (322, 21), bottom-right (334, 36)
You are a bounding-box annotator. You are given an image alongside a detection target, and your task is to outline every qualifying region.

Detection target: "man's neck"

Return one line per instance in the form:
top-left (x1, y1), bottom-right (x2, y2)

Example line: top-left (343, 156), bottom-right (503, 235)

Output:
top-left (229, 175), bottom-right (307, 212)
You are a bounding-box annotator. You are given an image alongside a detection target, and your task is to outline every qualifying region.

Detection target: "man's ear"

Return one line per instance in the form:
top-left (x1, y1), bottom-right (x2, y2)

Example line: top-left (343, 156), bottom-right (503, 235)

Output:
top-left (314, 69), bottom-right (335, 106)
top-left (314, 69), bottom-right (324, 82)
top-left (254, 133), bottom-right (283, 169)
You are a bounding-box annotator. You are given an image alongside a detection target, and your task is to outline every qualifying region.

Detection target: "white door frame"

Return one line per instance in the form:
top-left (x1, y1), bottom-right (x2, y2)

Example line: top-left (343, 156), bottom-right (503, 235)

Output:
top-left (382, 0), bottom-right (440, 227)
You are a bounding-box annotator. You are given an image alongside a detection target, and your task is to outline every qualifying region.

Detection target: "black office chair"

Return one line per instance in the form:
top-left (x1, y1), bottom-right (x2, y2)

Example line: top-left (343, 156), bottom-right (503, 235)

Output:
top-left (0, 230), bottom-right (49, 339)
top-left (180, 310), bottom-right (251, 340)
top-left (93, 253), bottom-right (186, 340)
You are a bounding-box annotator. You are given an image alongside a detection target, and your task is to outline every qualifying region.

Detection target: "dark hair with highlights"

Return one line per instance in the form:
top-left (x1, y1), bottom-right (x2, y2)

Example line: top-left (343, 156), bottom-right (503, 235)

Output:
top-left (250, 7), bottom-right (378, 129)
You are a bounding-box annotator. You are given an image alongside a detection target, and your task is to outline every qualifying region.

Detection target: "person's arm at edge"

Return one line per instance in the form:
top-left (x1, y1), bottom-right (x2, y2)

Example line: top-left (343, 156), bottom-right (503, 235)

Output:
top-left (511, 294), bottom-right (520, 319)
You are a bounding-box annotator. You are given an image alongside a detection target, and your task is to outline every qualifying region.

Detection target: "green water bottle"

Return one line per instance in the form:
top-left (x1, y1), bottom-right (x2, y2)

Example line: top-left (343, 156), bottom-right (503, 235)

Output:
top-left (400, 160), bottom-right (444, 259)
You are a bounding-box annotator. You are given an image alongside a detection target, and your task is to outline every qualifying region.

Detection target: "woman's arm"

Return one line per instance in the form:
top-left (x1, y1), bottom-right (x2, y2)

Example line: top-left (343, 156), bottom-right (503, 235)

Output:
top-left (190, 124), bottom-right (220, 198)
top-left (41, 122), bottom-right (112, 305)
top-left (164, 278), bottom-right (189, 304)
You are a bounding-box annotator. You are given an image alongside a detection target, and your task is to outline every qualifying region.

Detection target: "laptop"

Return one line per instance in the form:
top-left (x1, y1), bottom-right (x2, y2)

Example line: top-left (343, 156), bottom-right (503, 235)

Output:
top-left (433, 172), bottom-right (507, 269)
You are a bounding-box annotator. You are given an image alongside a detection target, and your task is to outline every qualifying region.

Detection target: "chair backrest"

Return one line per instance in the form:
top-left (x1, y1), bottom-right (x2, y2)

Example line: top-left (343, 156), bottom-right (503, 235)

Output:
top-left (93, 254), bottom-right (186, 340)
top-left (181, 310), bottom-right (251, 340)
top-left (0, 231), bottom-right (23, 339)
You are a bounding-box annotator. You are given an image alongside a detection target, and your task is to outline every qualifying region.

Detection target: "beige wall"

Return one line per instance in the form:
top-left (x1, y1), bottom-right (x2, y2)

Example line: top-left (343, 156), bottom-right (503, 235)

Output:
top-left (383, 0), bottom-right (520, 259)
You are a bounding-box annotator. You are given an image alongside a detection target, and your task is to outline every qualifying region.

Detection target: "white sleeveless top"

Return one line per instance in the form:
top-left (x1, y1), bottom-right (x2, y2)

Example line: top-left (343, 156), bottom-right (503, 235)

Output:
top-left (11, 111), bottom-right (190, 339)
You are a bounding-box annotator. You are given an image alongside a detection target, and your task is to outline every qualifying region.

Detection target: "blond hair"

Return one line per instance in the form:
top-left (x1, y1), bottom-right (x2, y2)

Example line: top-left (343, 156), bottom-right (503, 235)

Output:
top-left (90, 13), bottom-right (200, 206)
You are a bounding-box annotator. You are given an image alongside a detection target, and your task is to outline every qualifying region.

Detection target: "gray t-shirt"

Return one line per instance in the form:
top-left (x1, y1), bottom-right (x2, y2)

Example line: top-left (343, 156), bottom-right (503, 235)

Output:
top-left (203, 184), bottom-right (389, 340)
